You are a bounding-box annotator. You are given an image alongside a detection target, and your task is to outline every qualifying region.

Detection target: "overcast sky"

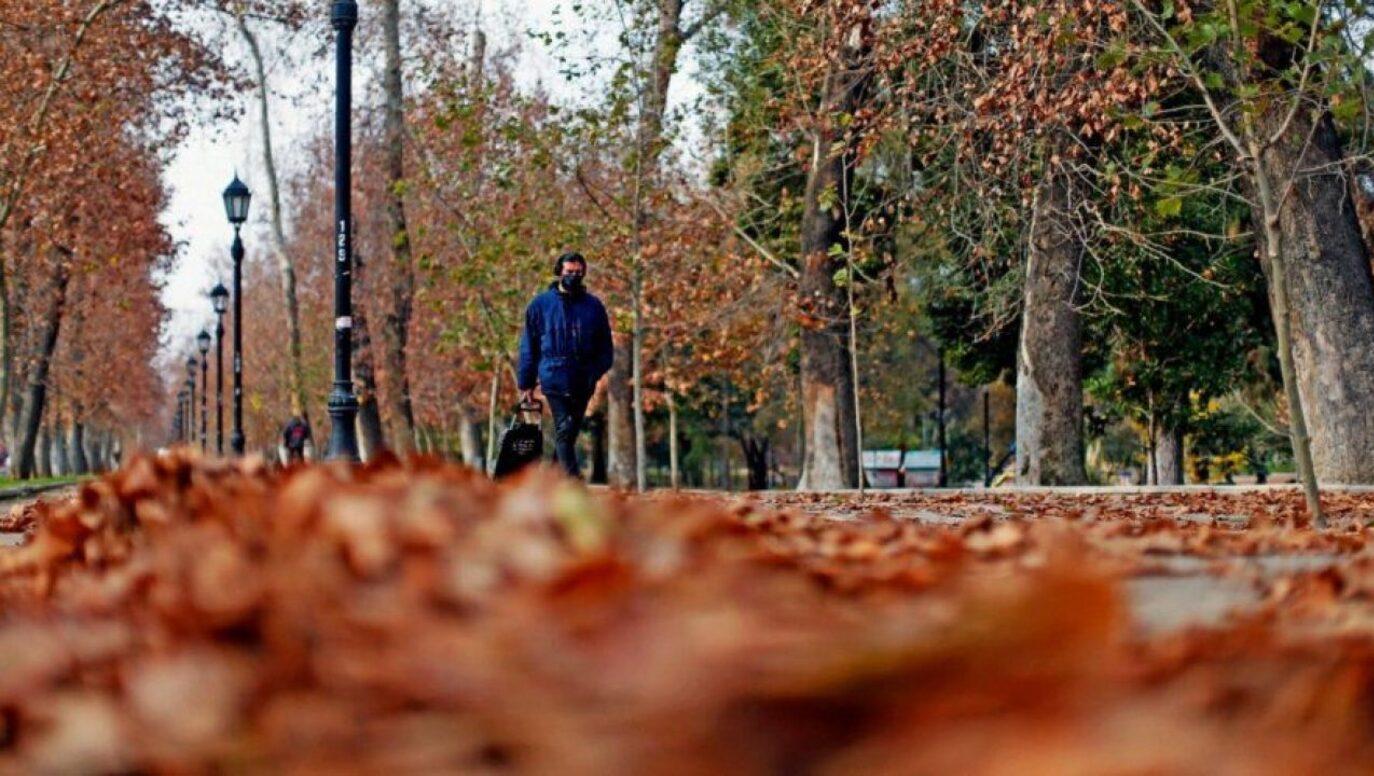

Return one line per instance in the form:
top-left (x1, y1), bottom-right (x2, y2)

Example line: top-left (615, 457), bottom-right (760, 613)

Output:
top-left (158, 0), bottom-right (707, 358)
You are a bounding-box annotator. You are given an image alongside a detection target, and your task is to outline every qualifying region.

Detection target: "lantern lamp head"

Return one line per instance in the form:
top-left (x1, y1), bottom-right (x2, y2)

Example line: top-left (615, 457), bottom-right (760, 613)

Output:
top-left (222, 175), bottom-right (251, 226)
top-left (210, 283), bottom-right (229, 314)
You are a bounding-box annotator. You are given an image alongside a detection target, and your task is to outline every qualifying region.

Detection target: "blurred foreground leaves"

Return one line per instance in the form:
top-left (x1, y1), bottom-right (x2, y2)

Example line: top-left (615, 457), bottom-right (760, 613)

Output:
top-left (0, 455), bottom-right (1372, 772)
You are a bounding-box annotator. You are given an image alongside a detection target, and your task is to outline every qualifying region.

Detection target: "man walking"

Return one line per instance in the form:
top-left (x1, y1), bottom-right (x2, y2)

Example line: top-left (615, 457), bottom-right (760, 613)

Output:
top-left (517, 252), bottom-right (614, 478)
top-left (281, 416), bottom-right (311, 464)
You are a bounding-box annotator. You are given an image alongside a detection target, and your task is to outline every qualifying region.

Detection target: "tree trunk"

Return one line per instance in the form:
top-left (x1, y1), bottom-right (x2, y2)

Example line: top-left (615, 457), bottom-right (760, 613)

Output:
top-left (379, 0), bottom-right (417, 454)
top-left (4, 230), bottom-right (31, 449)
top-left (643, 0), bottom-right (684, 162)
top-left (15, 257), bottom-right (69, 480)
top-left (796, 153), bottom-right (860, 490)
top-left (0, 234), bottom-right (11, 449)
top-left (53, 414), bottom-right (69, 476)
top-left (459, 407), bottom-right (481, 469)
top-left (1154, 426), bottom-right (1184, 486)
top-left (36, 425), bottom-right (50, 478)
top-left (937, 350), bottom-right (947, 487)
top-left (236, 13), bottom-right (308, 425)
top-left (485, 370), bottom-right (499, 474)
top-left (1256, 109), bottom-right (1374, 484)
top-left (353, 251), bottom-right (387, 460)
top-left (89, 430), bottom-right (104, 473)
top-left (85, 430), bottom-right (101, 473)
top-left (8, 386), bottom-right (20, 450)
top-left (740, 435), bottom-right (769, 491)
top-left (588, 411), bottom-right (608, 485)
top-left (608, 0), bottom-right (693, 493)
top-left (607, 337), bottom-right (636, 487)
top-left (632, 278), bottom-right (647, 491)
top-left (667, 392), bottom-right (680, 489)
top-left (1015, 172), bottom-right (1087, 486)
top-left (1146, 411), bottom-right (1157, 485)
top-left (105, 431), bottom-right (116, 471)
top-left (796, 20), bottom-right (870, 491)
top-left (71, 420), bottom-right (87, 475)
top-left (1254, 163), bottom-right (1323, 522)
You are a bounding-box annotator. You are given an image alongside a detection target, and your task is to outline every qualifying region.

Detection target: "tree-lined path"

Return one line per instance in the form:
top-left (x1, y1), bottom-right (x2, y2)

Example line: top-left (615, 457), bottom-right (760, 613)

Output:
top-left (9, 0), bottom-right (1374, 770)
top-left (12, 0), bottom-right (1374, 515)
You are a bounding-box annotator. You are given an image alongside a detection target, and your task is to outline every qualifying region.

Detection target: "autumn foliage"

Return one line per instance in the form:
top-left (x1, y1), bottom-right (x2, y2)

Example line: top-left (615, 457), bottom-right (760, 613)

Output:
top-left (0, 459), bottom-right (1369, 770)
top-left (0, 0), bottom-right (229, 470)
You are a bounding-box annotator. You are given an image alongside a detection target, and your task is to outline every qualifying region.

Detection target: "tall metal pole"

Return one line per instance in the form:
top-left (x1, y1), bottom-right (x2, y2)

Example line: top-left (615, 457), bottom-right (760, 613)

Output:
top-left (231, 230), bottom-right (246, 455)
top-left (188, 371), bottom-right (196, 447)
top-left (200, 355), bottom-right (209, 452)
top-left (326, 0), bottom-right (360, 461)
top-left (216, 315), bottom-right (225, 455)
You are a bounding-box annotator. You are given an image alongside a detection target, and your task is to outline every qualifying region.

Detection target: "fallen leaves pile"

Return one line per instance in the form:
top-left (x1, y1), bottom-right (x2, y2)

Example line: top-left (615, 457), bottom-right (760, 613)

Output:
top-left (3, 454), bottom-right (1374, 772)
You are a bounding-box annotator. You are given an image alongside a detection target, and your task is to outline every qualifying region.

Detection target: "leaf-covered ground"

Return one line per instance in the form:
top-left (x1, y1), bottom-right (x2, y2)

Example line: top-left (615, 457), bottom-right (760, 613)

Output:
top-left (2, 456), bottom-right (1374, 773)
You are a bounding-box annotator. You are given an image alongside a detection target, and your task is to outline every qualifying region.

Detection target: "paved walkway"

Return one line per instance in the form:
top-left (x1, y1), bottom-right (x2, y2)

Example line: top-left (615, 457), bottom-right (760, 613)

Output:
top-left (724, 486), bottom-right (1364, 635)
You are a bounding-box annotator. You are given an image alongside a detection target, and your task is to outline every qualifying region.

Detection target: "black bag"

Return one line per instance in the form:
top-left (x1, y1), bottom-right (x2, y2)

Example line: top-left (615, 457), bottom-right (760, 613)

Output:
top-left (493, 401), bottom-right (544, 479)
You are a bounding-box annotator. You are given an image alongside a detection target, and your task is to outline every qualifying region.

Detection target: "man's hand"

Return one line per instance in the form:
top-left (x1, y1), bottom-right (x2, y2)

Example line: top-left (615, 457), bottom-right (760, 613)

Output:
top-left (520, 388), bottom-right (536, 405)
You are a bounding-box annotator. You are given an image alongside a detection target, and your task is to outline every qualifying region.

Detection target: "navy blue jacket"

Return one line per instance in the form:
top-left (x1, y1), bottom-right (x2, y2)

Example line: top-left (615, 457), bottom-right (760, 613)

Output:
top-left (517, 284), bottom-right (614, 396)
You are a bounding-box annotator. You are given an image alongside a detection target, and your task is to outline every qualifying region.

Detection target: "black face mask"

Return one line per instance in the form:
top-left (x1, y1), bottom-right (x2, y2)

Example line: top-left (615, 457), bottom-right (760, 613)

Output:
top-left (561, 273), bottom-right (585, 291)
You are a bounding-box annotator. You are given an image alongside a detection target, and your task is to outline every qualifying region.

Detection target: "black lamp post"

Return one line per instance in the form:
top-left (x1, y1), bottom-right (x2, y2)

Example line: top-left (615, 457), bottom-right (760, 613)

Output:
top-left (186, 358), bottom-right (197, 446)
top-left (326, 0), bottom-right (360, 461)
top-left (211, 283), bottom-right (228, 455)
top-left (197, 329), bottom-right (211, 453)
top-left (184, 378), bottom-right (194, 443)
top-left (223, 175), bottom-right (251, 455)
top-left (175, 390), bottom-right (186, 444)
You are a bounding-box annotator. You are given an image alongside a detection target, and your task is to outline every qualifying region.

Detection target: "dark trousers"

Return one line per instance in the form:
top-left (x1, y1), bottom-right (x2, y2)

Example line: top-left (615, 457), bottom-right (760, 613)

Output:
top-left (545, 391), bottom-right (592, 477)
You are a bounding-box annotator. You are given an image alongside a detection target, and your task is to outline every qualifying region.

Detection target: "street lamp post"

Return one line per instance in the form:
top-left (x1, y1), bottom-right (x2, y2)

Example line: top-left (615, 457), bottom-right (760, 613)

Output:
top-left (184, 379), bottom-right (194, 443)
top-left (326, 0), bottom-right (360, 461)
top-left (175, 390), bottom-right (185, 444)
top-left (197, 330), bottom-right (211, 453)
top-left (186, 358), bottom-right (197, 447)
top-left (223, 176), bottom-right (251, 455)
top-left (211, 284), bottom-right (229, 455)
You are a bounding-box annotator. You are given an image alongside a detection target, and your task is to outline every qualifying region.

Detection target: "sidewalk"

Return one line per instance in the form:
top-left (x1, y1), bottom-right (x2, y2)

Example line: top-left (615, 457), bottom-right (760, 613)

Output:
top-left (719, 486), bottom-right (1367, 635)
top-left (804, 482), bottom-right (1374, 495)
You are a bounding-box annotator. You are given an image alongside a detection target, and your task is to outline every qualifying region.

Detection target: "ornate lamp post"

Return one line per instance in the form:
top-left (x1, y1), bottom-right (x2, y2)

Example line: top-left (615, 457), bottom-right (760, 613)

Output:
top-left (326, 0), bottom-right (360, 461)
top-left (197, 329), bottom-right (211, 453)
top-left (211, 283), bottom-right (229, 455)
top-left (185, 358), bottom-right (197, 446)
top-left (222, 176), bottom-right (251, 455)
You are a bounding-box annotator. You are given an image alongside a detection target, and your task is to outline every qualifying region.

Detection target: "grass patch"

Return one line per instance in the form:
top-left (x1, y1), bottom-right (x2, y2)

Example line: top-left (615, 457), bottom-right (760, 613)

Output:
top-left (0, 475), bottom-right (82, 491)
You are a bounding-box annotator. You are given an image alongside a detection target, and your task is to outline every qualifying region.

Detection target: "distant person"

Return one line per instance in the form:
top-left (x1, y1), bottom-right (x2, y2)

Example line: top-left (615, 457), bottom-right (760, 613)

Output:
top-left (517, 251), bottom-right (614, 478)
top-left (282, 416), bottom-right (311, 464)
